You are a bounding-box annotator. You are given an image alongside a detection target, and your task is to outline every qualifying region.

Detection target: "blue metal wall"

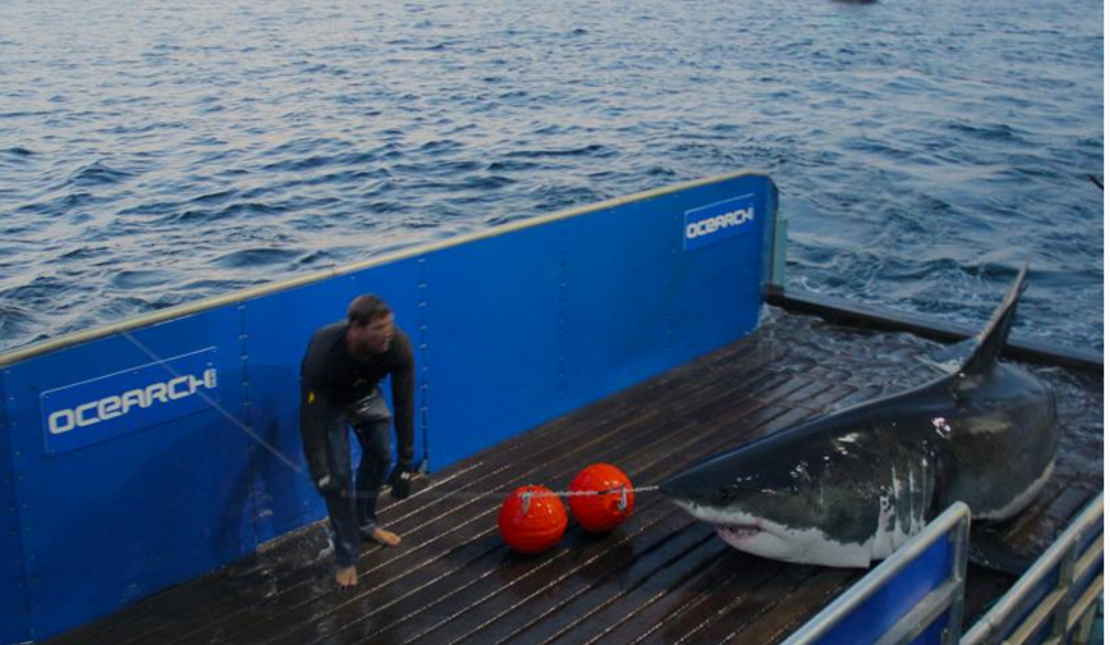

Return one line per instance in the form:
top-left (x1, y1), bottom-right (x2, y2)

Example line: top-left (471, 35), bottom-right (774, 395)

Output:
top-left (1, 309), bottom-right (255, 643)
top-left (0, 172), bottom-right (777, 642)
top-left (0, 373), bottom-right (32, 645)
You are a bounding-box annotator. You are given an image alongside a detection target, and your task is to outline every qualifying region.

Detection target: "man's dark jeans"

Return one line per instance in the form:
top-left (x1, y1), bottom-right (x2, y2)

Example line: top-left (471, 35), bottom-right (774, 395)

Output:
top-left (322, 393), bottom-right (392, 569)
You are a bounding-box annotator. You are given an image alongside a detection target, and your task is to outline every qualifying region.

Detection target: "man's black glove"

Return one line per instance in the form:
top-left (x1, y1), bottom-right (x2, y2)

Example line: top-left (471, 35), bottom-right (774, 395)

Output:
top-left (388, 463), bottom-right (413, 500)
top-left (316, 475), bottom-right (348, 498)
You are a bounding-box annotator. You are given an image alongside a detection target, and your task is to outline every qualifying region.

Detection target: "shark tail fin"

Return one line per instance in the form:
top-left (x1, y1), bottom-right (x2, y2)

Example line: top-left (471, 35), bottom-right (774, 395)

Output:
top-left (958, 262), bottom-right (1029, 376)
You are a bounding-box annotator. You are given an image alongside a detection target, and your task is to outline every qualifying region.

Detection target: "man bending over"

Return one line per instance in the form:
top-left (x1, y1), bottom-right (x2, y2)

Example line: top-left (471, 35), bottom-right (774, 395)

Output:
top-left (299, 294), bottom-right (416, 588)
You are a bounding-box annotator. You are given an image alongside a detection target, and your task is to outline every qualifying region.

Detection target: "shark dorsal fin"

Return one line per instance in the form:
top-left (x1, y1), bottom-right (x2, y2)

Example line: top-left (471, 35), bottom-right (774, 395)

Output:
top-left (958, 263), bottom-right (1029, 376)
top-left (917, 337), bottom-right (978, 376)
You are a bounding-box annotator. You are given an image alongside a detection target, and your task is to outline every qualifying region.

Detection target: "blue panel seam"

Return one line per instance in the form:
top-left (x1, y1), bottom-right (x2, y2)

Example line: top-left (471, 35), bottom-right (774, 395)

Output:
top-left (418, 257), bottom-right (430, 470)
top-left (1, 369), bottom-right (34, 642)
top-left (557, 242), bottom-right (567, 400)
top-left (238, 303), bottom-right (260, 552)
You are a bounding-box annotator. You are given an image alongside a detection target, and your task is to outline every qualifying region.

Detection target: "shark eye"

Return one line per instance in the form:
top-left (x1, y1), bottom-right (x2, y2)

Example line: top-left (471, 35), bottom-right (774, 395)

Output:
top-left (717, 489), bottom-right (730, 503)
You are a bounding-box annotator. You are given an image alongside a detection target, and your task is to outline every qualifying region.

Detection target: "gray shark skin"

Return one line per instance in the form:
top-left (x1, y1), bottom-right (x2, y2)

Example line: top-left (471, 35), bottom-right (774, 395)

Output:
top-left (660, 265), bottom-right (1057, 568)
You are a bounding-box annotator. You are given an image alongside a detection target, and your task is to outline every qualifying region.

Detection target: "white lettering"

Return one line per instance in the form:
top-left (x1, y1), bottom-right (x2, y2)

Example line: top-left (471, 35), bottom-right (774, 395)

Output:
top-left (45, 367), bottom-right (219, 437)
top-left (685, 207), bottom-right (755, 240)
top-left (145, 382), bottom-right (169, 405)
top-left (48, 410), bottom-right (76, 435)
top-left (168, 375), bottom-right (193, 400)
top-left (76, 402), bottom-right (101, 427)
top-left (98, 396), bottom-right (123, 421)
top-left (121, 389), bottom-right (145, 414)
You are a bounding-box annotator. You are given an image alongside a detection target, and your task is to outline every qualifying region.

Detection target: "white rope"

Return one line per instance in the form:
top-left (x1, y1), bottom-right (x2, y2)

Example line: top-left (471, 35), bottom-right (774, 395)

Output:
top-left (337, 484), bottom-right (661, 505)
top-left (518, 485), bottom-right (657, 513)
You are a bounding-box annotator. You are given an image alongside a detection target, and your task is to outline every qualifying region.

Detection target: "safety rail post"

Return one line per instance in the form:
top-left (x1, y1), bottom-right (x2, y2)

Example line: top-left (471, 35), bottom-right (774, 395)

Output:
top-left (961, 493), bottom-right (1103, 645)
top-left (947, 508), bottom-right (971, 645)
top-left (780, 502), bottom-right (972, 645)
top-left (1067, 532), bottom-right (1104, 644)
top-left (1048, 536), bottom-right (1080, 644)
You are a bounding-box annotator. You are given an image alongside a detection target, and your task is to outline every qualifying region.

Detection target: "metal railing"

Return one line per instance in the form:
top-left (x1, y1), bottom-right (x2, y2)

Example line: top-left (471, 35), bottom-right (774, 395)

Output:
top-left (962, 494), bottom-right (1104, 645)
top-left (781, 502), bottom-right (972, 645)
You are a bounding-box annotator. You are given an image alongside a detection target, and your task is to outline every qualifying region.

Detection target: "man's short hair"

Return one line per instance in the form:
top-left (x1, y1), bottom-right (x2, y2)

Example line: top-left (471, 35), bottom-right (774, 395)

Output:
top-left (347, 295), bottom-right (392, 327)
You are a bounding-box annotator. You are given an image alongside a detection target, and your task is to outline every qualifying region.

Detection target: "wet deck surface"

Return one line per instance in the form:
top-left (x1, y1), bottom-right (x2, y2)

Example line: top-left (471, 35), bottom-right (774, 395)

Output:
top-left (47, 308), bottom-right (1103, 645)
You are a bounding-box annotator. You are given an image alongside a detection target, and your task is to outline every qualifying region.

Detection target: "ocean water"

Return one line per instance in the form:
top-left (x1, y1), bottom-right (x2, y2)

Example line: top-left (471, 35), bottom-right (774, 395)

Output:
top-left (0, 0), bottom-right (1103, 354)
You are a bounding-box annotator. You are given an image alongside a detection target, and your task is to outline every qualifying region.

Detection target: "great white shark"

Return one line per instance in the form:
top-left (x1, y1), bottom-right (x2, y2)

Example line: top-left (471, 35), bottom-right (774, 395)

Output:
top-left (660, 265), bottom-right (1057, 568)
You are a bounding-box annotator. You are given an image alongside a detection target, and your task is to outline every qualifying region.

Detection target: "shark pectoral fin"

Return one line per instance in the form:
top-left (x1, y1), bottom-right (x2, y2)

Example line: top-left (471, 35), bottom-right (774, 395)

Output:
top-left (968, 528), bottom-right (1035, 576)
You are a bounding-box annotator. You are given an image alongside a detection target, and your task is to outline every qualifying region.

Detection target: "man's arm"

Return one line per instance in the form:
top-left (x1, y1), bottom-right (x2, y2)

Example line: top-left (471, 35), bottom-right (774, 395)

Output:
top-left (299, 331), bottom-right (343, 493)
top-left (390, 335), bottom-right (416, 468)
top-left (299, 385), bottom-right (335, 485)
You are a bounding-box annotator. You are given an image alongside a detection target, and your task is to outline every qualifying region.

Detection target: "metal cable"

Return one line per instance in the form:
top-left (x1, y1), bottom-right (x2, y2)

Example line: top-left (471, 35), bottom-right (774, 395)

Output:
top-left (122, 330), bottom-right (304, 474)
top-left (122, 330), bottom-right (660, 506)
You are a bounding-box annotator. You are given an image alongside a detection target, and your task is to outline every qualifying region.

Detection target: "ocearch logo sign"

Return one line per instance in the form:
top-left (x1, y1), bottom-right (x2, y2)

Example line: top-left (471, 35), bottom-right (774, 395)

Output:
top-left (40, 347), bottom-right (220, 454)
top-left (683, 194), bottom-right (757, 251)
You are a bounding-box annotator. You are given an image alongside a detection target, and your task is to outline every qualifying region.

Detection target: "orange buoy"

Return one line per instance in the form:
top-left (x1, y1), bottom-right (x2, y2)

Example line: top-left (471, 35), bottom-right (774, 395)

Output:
top-left (498, 485), bottom-right (567, 554)
top-left (568, 463), bottom-right (635, 532)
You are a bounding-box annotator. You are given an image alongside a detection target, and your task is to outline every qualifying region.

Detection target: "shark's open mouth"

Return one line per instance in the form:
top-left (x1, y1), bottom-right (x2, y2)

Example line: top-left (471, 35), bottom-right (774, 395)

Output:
top-left (714, 523), bottom-right (764, 541)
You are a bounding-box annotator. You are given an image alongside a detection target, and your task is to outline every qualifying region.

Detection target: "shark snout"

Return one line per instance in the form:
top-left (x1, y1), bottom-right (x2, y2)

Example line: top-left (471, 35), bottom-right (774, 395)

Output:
top-left (659, 467), bottom-right (715, 506)
top-left (657, 475), bottom-right (685, 500)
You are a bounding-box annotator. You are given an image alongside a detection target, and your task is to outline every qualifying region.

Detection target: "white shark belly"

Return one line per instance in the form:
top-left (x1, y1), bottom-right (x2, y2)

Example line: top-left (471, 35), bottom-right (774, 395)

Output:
top-left (976, 460), bottom-right (1054, 521)
top-left (716, 522), bottom-right (874, 568)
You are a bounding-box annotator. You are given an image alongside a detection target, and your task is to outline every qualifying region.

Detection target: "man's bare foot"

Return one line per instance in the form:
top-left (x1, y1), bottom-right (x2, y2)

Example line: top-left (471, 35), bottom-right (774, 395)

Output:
top-left (369, 527), bottom-right (402, 547)
top-left (335, 565), bottom-right (358, 588)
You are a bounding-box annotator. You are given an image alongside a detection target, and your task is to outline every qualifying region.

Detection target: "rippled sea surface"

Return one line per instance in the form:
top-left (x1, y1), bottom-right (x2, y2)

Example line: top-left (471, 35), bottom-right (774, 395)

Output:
top-left (0, 0), bottom-right (1103, 353)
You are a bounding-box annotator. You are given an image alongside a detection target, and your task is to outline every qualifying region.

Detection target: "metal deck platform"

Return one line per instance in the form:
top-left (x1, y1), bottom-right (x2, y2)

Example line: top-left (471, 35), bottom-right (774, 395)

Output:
top-left (45, 308), bottom-right (1104, 645)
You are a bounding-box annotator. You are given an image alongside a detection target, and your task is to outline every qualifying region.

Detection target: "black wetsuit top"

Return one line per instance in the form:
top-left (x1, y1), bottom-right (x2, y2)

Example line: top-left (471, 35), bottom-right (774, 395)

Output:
top-left (299, 321), bottom-right (415, 483)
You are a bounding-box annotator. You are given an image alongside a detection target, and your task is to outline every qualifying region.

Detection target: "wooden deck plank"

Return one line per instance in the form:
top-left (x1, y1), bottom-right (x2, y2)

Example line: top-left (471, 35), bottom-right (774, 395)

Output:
top-left (580, 551), bottom-right (786, 645)
top-left (43, 310), bottom-right (1103, 645)
top-left (217, 370), bottom-right (814, 645)
top-left (262, 380), bottom-right (833, 645)
top-left (67, 340), bottom-right (773, 645)
top-left (98, 364), bottom-right (790, 645)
